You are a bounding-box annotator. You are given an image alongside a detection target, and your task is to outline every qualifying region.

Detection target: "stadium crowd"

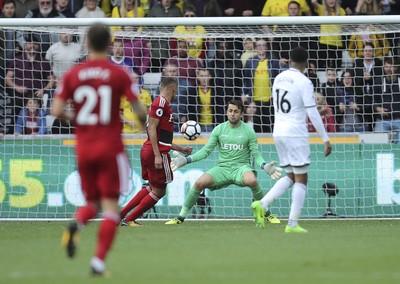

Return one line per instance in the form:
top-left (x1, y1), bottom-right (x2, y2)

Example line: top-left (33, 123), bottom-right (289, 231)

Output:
top-left (0, 0), bottom-right (399, 142)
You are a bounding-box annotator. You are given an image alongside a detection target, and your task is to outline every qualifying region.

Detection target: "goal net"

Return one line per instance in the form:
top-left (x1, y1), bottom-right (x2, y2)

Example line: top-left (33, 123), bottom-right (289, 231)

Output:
top-left (0, 16), bottom-right (399, 220)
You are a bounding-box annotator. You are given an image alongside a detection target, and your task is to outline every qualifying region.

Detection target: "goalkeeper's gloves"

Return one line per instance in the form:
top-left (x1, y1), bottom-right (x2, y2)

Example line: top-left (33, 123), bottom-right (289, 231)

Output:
top-left (171, 151), bottom-right (192, 172)
top-left (261, 161), bottom-right (283, 180)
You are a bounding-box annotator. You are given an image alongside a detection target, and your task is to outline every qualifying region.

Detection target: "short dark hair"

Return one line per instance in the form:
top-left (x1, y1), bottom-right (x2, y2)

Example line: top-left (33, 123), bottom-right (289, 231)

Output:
top-left (87, 23), bottom-right (110, 52)
top-left (288, 1), bottom-right (300, 8)
top-left (160, 76), bottom-right (178, 90)
top-left (227, 99), bottom-right (244, 113)
top-left (290, 47), bottom-right (308, 64)
top-left (2, 0), bottom-right (15, 8)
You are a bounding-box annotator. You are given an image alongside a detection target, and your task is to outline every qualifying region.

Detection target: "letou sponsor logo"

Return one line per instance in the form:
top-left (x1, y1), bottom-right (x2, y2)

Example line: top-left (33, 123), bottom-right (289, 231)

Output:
top-left (377, 153), bottom-right (400, 205)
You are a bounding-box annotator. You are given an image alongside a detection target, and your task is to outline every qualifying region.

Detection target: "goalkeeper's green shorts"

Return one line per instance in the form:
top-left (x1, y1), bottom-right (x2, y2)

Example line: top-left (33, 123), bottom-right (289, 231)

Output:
top-left (206, 165), bottom-right (256, 190)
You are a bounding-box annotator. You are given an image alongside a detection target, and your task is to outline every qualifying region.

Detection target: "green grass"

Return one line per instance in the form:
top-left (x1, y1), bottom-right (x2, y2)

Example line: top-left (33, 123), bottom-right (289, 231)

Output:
top-left (0, 220), bottom-right (399, 284)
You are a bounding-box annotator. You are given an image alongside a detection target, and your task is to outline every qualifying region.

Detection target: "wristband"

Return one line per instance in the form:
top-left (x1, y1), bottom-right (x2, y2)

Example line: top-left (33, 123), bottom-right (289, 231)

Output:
top-left (186, 156), bottom-right (193, 164)
top-left (260, 162), bottom-right (267, 169)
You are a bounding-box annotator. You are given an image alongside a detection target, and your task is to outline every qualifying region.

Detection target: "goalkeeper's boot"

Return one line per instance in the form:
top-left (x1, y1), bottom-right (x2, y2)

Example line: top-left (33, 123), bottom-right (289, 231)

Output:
top-left (61, 222), bottom-right (79, 258)
top-left (284, 224), bottom-right (308, 233)
top-left (165, 216), bottom-right (184, 225)
top-left (265, 210), bottom-right (281, 224)
top-left (251, 201), bottom-right (265, 228)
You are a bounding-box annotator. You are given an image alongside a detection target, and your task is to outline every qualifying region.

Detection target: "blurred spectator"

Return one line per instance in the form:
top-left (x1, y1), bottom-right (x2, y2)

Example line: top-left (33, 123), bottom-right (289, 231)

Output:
top-left (0, 0), bottom-right (19, 83)
top-left (373, 56), bottom-right (400, 143)
top-left (75, 0), bottom-right (106, 17)
top-left (306, 60), bottom-right (320, 92)
top-left (14, 0), bottom-right (37, 18)
top-left (121, 70), bottom-right (152, 134)
top-left (348, 24), bottom-right (390, 60)
top-left (185, 0), bottom-right (223, 16)
top-left (243, 101), bottom-right (257, 129)
top-left (339, 0), bottom-right (359, 15)
top-left (165, 39), bottom-right (203, 86)
top-left (98, 0), bottom-right (118, 17)
top-left (14, 98), bottom-right (47, 135)
top-left (307, 92), bottom-right (336, 132)
top-left (55, 0), bottom-right (75, 17)
top-left (320, 67), bottom-right (340, 127)
top-left (353, 42), bottom-right (382, 131)
top-left (147, 0), bottom-right (182, 71)
top-left (379, 0), bottom-right (395, 15)
top-left (172, 7), bottom-right (207, 59)
top-left (389, 0), bottom-right (400, 14)
top-left (206, 39), bottom-right (243, 124)
top-left (111, 0), bottom-right (145, 35)
top-left (311, 0), bottom-right (346, 69)
top-left (148, 0), bottom-right (181, 16)
top-left (45, 30), bottom-right (82, 85)
top-left (114, 32), bottom-right (150, 76)
top-left (337, 69), bottom-right (364, 132)
top-left (18, 0), bottom-right (65, 55)
top-left (354, 0), bottom-right (382, 15)
top-left (240, 37), bottom-right (257, 68)
top-left (219, 0), bottom-right (265, 16)
top-left (5, 33), bottom-right (53, 128)
top-left (188, 68), bottom-right (217, 132)
top-left (271, 1), bottom-right (311, 65)
top-left (51, 99), bottom-right (74, 134)
top-left (262, 0), bottom-right (311, 16)
top-left (110, 38), bottom-right (135, 72)
top-left (158, 61), bottom-right (194, 131)
top-left (243, 38), bottom-right (281, 133)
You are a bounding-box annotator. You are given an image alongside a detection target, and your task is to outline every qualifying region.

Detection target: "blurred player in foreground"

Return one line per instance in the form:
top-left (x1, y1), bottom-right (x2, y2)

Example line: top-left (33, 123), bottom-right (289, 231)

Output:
top-left (166, 99), bottom-right (283, 225)
top-left (53, 23), bottom-right (147, 276)
top-left (120, 77), bottom-right (192, 226)
top-left (252, 47), bottom-right (332, 233)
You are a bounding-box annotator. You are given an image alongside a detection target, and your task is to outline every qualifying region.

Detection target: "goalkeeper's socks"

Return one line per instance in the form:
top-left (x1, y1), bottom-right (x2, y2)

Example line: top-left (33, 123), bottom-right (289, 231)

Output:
top-left (95, 211), bottom-right (119, 261)
top-left (124, 192), bottom-right (160, 222)
top-left (120, 186), bottom-right (151, 218)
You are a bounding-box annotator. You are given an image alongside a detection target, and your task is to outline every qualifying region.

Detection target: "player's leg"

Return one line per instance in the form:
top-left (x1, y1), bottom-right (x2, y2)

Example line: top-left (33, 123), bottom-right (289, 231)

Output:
top-left (90, 152), bottom-right (130, 275)
top-left (165, 172), bottom-right (214, 224)
top-left (124, 152), bottom-right (171, 224)
top-left (285, 171), bottom-right (308, 233)
top-left (120, 184), bottom-right (151, 221)
top-left (61, 159), bottom-right (99, 258)
top-left (91, 198), bottom-right (120, 276)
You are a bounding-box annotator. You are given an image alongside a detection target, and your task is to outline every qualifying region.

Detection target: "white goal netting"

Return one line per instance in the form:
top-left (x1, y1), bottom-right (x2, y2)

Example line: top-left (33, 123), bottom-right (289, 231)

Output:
top-left (0, 17), bottom-right (399, 220)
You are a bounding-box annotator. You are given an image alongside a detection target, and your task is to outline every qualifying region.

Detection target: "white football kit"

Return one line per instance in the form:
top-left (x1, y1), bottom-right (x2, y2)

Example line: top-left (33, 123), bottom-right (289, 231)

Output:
top-left (272, 68), bottom-right (329, 173)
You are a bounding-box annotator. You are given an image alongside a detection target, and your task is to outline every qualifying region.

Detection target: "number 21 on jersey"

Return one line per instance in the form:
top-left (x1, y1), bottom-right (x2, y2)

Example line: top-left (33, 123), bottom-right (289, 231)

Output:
top-left (74, 85), bottom-right (112, 125)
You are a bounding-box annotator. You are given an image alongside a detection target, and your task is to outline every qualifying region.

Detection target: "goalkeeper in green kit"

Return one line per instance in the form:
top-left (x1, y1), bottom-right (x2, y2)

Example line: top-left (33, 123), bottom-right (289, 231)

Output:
top-left (166, 100), bottom-right (283, 225)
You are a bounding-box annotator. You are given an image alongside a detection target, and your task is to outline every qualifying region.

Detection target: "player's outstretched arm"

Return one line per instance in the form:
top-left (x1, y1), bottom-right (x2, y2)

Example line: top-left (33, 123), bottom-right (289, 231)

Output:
top-left (261, 161), bottom-right (283, 180)
top-left (171, 151), bottom-right (193, 172)
top-left (171, 144), bottom-right (193, 156)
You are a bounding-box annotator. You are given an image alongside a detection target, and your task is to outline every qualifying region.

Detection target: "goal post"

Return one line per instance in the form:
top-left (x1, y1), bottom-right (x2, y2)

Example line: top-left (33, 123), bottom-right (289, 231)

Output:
top-left (0, 16), bottom-right (399, 220)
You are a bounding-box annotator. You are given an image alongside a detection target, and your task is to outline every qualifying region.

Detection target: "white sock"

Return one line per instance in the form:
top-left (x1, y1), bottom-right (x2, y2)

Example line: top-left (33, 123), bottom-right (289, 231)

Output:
top-left (90, 256), bottom-right (105, 272)
top-left (260, 176), bottom-right (294, 209)
top-left (288, 183), bottom-right (307, 228)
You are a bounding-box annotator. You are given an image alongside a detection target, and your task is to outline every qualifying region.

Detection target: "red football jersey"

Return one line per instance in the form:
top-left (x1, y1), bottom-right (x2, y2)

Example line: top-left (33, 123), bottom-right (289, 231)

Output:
top-left (55, 59), bottom-right (138, 157)
top-left (143, 95), bottom-right (174, 153)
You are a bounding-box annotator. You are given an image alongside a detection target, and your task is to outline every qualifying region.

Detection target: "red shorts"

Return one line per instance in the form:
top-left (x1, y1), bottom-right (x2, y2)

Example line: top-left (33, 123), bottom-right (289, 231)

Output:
top-left (140, 148), bottom-right (173, 189)
top-left (77, 151), bottom-right (130, 201)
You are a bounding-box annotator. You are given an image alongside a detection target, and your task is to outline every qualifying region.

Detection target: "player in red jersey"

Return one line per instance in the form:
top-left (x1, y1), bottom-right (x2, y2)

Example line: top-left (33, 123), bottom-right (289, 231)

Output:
top-left (53, 23), bottom-right (147, 276)
top-left (120, 76), bottom-right (192, 226)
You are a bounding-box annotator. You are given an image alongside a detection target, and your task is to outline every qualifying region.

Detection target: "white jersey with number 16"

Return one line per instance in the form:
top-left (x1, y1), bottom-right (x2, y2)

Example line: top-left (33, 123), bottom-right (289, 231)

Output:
top-left (272, 68), bottom-right (316, 138)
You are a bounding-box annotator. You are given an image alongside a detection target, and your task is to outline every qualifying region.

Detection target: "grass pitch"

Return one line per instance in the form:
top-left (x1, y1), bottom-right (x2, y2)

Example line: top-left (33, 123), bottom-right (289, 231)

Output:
top-left (0, 220), bottom-right (399, 284)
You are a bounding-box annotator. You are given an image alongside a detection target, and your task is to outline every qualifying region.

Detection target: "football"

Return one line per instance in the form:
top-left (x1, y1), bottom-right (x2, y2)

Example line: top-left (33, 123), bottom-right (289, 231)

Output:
top-left (181, 120), bottom-right (201, 141)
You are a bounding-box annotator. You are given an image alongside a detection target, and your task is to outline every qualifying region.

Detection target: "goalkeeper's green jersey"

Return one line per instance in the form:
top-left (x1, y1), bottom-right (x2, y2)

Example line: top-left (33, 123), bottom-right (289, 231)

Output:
top-left (191, 121), bottom-right (265, 168)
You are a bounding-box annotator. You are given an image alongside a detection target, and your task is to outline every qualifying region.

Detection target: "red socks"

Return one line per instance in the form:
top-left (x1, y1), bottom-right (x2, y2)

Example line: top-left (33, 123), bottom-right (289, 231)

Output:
top-left (124, 192), bottom-right (160, 222)
top-left (75, 203), bottom-right (98, 225)
top-left (95, 212), bottom-right (119, 261)
top-left (120, 186), bottom-right (151, 218)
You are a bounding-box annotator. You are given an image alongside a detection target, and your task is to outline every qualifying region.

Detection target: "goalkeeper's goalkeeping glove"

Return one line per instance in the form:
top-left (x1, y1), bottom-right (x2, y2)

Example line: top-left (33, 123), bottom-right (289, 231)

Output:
top-left (170, 151), bottom-right (192, 172)
top-left (261, 161), bottom-right (283, 180)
